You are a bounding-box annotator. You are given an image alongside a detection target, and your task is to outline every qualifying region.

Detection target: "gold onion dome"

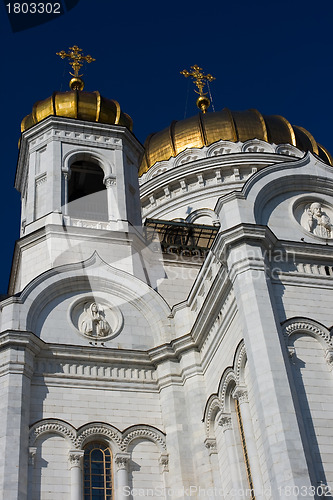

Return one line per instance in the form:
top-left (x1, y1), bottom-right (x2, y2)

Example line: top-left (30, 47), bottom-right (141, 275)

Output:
top-left (139, 108), bottom-right (333, 176)
top-left (21, 90), bottom-right (133, 132)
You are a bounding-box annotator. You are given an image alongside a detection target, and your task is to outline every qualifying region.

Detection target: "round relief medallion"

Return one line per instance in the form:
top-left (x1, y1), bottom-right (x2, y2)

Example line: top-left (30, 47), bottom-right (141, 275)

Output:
top-left (69, 297), bottom-right (123, 341)
top-left (293, 198), bottom-right (333, 239)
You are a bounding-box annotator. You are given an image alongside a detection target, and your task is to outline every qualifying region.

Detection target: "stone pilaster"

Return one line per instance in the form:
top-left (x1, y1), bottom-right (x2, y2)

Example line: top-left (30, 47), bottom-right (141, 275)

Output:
top-left (0, 331), bottom-right (42, 500)
top-left (222, 228), bottom-right (314, 498)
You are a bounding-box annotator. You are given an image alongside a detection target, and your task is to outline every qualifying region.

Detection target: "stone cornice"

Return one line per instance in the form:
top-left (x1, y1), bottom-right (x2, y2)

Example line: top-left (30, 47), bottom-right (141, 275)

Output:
top-left (213, 223), bottom-right (278, 263)
top-left (0, 330), bottom-right (44, 378)
top-left (0, 330), bottom-right (44, 354)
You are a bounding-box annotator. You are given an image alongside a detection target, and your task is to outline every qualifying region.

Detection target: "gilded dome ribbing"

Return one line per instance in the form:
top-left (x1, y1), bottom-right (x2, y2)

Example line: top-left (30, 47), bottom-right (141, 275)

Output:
top-left (21, 90), bottom-right (133, 132)
top-left (139, 108), bottom-right (332, 175)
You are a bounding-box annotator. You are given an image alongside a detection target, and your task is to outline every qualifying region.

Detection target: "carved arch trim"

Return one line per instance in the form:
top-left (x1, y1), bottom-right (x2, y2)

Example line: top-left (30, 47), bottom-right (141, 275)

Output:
top-left (282, 317), bottom-right (333, 349)
top-left (122, 425), bottom-right (167, 452)
top-left (203, 395), bottom-right (223, 438)
top-left (76, 423), bottom-right (123, 452)
top-left (203, 340), bottom-right (248, 438)
top-left (29, 419), bottom-right (167, 455)
top-left (29, 419), bottom-right (77, 447)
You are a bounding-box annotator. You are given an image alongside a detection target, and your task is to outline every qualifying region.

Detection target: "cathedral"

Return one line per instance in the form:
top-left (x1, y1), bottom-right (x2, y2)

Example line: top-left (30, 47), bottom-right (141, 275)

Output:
top-left (1, 49), bottom-right (333, 500)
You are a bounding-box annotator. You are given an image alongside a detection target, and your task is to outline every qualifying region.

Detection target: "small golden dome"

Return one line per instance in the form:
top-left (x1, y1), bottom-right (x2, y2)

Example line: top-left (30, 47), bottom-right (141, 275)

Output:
top-left (139, 108), bottom-right (332, 176)
top-left (21, 90), bottom-right (133, 132)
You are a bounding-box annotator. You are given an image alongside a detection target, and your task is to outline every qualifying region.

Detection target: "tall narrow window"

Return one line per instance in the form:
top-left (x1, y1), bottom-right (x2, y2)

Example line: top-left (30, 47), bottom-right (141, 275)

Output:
top-left (235, 399), bottom-right (255, 500)
top-left (68, 160), bottom-right (107, 221)
top-left (83, 442), bottom-right (113, 500)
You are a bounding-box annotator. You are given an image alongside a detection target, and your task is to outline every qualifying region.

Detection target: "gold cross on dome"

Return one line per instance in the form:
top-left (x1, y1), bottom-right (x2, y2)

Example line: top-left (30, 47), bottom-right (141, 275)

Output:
top-left (56, 45), bottom-right (95, 78)
top-left (180, 64), bottom-right (215, 96)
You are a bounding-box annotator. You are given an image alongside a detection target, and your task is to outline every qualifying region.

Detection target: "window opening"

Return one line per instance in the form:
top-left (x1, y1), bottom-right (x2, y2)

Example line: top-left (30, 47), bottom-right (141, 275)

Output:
top-left (235, 399), bottom-right (255, 500)
top-left (68, 160), bottom-right (107, 221)
top-left (83, 442), bottom-right (113, 500)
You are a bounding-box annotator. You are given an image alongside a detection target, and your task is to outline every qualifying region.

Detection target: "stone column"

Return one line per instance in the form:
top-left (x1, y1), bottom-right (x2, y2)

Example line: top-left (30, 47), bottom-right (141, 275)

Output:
top-left (104, 176), bottom-right (117, 222)
top-left (68, 450), bottom-right (85, 500)
top-left (115, 452), bottom-right (130, 500)
top-left (62, 171), bottom-right (69, 216)
top-left (204, 438), bottom-right (223, 493)
top-left (218, 414), bottom-right (242, 495)
top-left (232, 387), bottom-right (264, 500)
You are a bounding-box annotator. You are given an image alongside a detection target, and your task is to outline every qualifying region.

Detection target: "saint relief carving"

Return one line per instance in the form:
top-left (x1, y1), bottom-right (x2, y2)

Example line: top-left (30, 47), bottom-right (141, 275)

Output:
top-left (303, 202), bottom-right (332, 238)
top-left (79, 302), bottom-right (111, 338)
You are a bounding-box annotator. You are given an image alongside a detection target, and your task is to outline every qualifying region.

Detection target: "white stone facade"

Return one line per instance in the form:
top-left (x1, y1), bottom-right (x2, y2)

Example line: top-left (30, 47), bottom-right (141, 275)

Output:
top-left (1, 112), bottom-right (333, 500)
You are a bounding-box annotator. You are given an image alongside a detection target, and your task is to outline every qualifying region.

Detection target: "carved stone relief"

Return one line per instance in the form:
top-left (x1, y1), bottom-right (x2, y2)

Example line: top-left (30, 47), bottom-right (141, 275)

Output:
top-left (294, 199), bottom-right (333, 239)
top-left (70, 297), bottom-right (123, 341)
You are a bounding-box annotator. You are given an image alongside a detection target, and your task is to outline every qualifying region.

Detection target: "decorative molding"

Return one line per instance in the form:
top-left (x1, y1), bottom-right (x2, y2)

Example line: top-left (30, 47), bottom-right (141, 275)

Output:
top-left (325, 349), bottom-right (333, 371)
top-left (159, 453), bottom-right (169, 472)
top-left (35, 174), bottom-right (47, 186)
top-left (234, 342), bottom-right (247, 383)
top-left (287, 346), bottom-right (296, 362)
top-left (283, 319), bottom-right (332, 347)
top-left (104, 177), bottom-right (116, 188)
top-left (29, 420), bottom-right (77, 447)
top-left (34, 358), bottom-right (156, 385)
top-left (232, 386), bottom-right (249, 404)
top-left (122, 426), bottom-right (167, 452)
top-left (28, 447), bottom-right (37, 467)
top-left (204, 341), bottom-right (248, 438)
top-left (204, 438), bottom-right (218, 456)
top-left (140, 139), bottom-right (302, 186)
top-left (217, 414), bottom-right (232, 432)
top-left (76, 425), bottom-right (123, 450)
top-left (204, 396), bottom-right (222, 438)
top-left (29, 420), bottom-right (167, 457)
top-left (114, 452), bottom-right (130, 471)
top-left (68, 450), bottom-right (84, 469)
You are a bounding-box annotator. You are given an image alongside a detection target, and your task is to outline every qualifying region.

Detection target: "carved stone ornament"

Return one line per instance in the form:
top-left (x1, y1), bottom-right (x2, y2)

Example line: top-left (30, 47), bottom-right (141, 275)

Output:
top-left (217, 414), bottom-right (232, 432)
top-left (68, 450), bottom-right (85, 469)
top-left (115, 452), bottom-right (130, 471)
top-left (232, 386), bottom-right (249, 404)
top-left (325, 349), bottom-right (333, 371)
top-left (80, 302), bottom-right (111, 338)
top-left (29, 447), bottom-right (37, 467)
top-left (295, 199), bottom-right (333, 239)
top-left (70, 297), bottom-right (123, 341)
top-left (159, 453), bottom-right (169, 472)
top-left (204, 438), bottom-right (218, 455)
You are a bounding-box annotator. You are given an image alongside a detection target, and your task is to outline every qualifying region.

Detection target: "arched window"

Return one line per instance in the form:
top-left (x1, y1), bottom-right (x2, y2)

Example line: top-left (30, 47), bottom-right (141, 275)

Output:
top-left (83, 442), bottom-right (113, 500)
top-left (68, 160), bottom-right (108, 221)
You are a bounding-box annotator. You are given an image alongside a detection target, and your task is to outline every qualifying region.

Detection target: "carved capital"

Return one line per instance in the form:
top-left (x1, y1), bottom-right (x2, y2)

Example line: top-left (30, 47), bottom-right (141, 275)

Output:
top-left (232, 386), bottom-right (248, 404)
top-left (325, 349), bottom-right (333, 371)
top-left (68, 450), bottom-right (84, 469)
top-left (104, 176), bottom-right (116, 188)
top-left (217, 414), bottom-right (232, 432)
top-left (287, 346), bottom-right (296, 358)
top-left (115, 452), bottom-right (130, 471)
top-left (204, 438), bottom-right (217, 455)
top-left (159, 453), bottom-right (169, 472)
top-left (29, 447), bottom-right (37, 467)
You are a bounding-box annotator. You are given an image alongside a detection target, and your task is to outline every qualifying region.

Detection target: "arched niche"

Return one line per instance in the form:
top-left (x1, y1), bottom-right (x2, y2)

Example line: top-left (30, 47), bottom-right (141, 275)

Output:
top-left (67, 159), bottom-right (108, 221)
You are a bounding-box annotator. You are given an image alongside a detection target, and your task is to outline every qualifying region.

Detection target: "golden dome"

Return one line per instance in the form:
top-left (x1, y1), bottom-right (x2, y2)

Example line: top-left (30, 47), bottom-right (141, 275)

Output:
top-left (21, 90), bottom-right (133, 132)
top-left (139, 108), bottom-right (332, 176)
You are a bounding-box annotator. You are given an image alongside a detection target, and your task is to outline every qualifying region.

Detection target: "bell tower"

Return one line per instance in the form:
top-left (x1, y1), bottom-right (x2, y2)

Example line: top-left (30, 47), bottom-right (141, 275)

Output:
top-left (10, 47), bottom-right (145, 294)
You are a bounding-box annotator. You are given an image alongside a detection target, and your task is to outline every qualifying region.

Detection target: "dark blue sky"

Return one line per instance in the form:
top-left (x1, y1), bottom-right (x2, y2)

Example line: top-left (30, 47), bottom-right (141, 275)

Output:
top-left (1, 0), bottom-right (333, 293)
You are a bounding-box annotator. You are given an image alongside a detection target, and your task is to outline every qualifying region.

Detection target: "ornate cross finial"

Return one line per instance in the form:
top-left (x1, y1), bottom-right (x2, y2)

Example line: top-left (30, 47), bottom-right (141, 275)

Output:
top-left (180, 64), bottom-right (215, 113)
top-left (56, 45), bottom-right (95, 91)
